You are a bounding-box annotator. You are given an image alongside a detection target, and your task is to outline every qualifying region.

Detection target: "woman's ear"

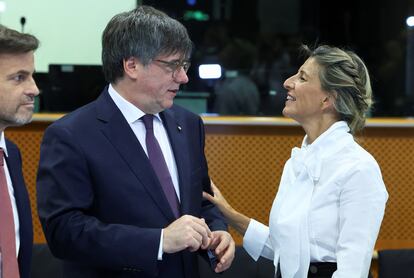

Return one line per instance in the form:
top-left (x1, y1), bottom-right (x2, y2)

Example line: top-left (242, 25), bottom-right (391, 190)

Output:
top-left (321, 94), bottom-right (335, 111)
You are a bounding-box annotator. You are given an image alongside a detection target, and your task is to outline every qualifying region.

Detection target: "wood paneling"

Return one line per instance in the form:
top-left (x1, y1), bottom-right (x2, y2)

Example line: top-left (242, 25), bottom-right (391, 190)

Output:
top-left (5, 115), bottom-right (414, 277)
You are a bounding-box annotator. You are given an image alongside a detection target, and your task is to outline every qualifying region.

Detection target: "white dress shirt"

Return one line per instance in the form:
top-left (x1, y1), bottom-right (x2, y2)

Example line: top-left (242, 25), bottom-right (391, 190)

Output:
top-left (243, 121), bottom-right (388, 278)
top-left (0, 132), bottom-right (20, 257)
top-left (108, 84), bottom-right (180, 260)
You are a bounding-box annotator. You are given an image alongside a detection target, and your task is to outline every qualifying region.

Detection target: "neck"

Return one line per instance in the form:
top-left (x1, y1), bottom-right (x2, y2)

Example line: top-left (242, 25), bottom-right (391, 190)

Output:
top-left (112, 80), bottom-right (153, 114)
top-left (301, 115), bottom-right (338, 144)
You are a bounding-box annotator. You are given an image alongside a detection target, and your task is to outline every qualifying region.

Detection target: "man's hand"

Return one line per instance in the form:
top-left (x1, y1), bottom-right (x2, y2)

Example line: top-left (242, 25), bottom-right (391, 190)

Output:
top-left (163, 215), bottom-right (212, 253)
top-left (207, 231), bottom-right (235, 273)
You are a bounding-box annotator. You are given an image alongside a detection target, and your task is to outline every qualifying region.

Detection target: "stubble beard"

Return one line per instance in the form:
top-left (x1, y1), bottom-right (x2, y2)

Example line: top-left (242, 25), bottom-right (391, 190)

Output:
top-left (0, 108), bottom-right (33, 128)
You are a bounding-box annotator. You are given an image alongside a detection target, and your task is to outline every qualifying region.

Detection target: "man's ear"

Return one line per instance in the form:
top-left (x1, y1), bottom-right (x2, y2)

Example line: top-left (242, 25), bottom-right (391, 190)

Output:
top-left (123, 57), bottom-right (139, 79)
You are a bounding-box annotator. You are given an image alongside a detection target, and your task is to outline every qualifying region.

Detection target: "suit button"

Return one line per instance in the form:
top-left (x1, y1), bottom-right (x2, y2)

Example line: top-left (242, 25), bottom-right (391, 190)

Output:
top-left (309, 265), bottom-right (318, 274)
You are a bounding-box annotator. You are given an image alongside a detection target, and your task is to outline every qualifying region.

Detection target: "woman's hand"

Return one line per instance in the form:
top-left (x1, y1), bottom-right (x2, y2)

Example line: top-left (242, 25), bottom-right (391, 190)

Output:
top-left (203, 180), bottom-right (233, 217)
top-left (203, 180), bottom-right (250, 236)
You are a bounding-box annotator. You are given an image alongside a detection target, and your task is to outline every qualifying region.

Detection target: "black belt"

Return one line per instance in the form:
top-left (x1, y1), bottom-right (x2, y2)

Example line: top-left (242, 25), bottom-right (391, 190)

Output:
top-left (276, 262), bottom-right (337, 278)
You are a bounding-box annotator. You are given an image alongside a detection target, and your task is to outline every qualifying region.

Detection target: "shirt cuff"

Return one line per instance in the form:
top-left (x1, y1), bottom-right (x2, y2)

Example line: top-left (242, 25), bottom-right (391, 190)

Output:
top-left (158, 229), bottom-right (164, 260)
top-left (243, 218), bottom-right (269, 261)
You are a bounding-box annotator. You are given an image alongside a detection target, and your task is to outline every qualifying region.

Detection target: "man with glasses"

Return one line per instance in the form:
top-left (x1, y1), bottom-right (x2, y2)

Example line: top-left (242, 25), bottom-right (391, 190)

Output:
top-left (36, 5), bottom-right (235, 278)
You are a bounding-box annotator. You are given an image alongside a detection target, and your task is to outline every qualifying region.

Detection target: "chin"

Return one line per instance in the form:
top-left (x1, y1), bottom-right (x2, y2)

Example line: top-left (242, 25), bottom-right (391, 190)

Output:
top-left (164, 100), bottom-right (174, 109)
top-left (14, 112), bottom-right (33, 126)
top-left (282, 107), bottom-right (290, 117)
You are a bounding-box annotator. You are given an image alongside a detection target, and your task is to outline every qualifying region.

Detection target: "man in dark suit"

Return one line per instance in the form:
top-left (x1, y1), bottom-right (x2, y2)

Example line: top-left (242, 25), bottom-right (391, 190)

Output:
top-left (0, 25), bottom-right (40, 278)
top-left (36, 5), bottom-right (235, 278)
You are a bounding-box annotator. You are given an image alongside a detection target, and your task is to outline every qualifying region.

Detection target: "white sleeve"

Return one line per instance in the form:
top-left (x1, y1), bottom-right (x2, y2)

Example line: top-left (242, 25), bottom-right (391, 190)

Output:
top-left (333, 162), bottom-right (388, 278)
top-left (243, 219), bottom-right (274, 261)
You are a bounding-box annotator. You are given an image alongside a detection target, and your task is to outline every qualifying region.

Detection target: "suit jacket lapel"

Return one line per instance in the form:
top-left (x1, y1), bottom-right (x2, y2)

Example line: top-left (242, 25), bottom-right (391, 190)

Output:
top-left (4, 140), bottom-right (32, 264)
top-left (96, 90), bottom-right (176, 221)
top-left (160, 109), bottom-right (191, 214)
top-left (5, 142), bottom-right (30, 222)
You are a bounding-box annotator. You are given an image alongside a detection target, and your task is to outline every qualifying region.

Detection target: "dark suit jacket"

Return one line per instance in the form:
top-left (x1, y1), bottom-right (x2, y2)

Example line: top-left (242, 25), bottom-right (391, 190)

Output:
top-left (36, 88), bottom-right (226, 278)
top-left (5, 139), bottom-right (33, 278)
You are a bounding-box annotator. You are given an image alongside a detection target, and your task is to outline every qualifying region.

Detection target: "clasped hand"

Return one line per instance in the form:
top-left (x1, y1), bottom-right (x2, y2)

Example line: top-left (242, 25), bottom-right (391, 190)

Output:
top-left (163, 215), bottom-right (235, 272)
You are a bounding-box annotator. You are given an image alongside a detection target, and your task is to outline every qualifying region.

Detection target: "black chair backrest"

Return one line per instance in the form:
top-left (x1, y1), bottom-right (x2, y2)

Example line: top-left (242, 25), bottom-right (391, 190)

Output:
top-left (378, 249), bottom-right (414, 278)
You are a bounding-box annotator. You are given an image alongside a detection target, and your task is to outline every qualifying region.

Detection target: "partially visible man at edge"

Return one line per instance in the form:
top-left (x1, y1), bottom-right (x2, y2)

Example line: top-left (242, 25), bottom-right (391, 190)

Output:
top-left (0, 24), bottom-right (40, 278)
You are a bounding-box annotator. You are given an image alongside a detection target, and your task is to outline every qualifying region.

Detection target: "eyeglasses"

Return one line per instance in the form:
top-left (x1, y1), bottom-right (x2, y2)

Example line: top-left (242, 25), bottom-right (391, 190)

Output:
top-left (154, 59), bottom-right (191, 78)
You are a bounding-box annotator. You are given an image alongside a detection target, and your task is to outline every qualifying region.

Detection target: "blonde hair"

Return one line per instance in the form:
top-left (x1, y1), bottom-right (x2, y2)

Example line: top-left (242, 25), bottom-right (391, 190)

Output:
top-left (302, 45), bottom-right (373, 134)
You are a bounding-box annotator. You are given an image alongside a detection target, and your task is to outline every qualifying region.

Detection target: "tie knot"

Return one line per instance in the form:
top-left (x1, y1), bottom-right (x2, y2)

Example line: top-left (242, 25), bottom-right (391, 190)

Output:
top-left (142, 114), bottom-right (154, 131)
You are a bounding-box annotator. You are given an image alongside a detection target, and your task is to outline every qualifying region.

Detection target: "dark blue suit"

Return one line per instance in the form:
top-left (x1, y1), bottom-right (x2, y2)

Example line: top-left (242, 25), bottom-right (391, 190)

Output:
top-left (36, 88), bottom-right (226, 277)
top-left (5, 139), bottom-right (33, 278)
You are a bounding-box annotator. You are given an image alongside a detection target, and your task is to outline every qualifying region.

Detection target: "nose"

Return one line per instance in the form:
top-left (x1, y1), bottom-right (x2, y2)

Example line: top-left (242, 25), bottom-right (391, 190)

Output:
top-left (283, 75), bottom-right (294, 90)
top-left (27, 76), bottom-right (40, 96)
top-left (173, 67), bottom-right (189, 84)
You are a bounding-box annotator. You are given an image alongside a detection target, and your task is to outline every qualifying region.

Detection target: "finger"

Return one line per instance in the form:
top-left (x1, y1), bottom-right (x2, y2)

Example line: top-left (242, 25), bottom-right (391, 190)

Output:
top-left (208, 234), bottom-right (220, 249)
top-left (187, 235), bottom-right (202, 252)
top-left (202, 191), bottom-right (214, 202)
top-left (189, 218), bottom-right (211, 247)
top-left (198, 218), bottom-right (212, 237)
top-left (184, 216), bottom-right (212, 237)
top-left (215, 260), bottom-right (230, 273)
top-left (219, 239), bottom-right (235, 264)
top-left (214, 233), bottom-right (230, 255)
top-left (210, 180), bottom-right (225, 200)
top-left (200, 232), bottom-right (211, 249)
top-left (200, 229), bottom-right (211, 249)
top-left (176, 216), bottom-right (210, 251)
top-left (187, 223), bottom-right (206, 252)
top-left (210, 181), bottom-right (221, 196)
top-left (203, 234), bottom-right (219, 250)
top-left (215, 241), bottom-right (235, 272)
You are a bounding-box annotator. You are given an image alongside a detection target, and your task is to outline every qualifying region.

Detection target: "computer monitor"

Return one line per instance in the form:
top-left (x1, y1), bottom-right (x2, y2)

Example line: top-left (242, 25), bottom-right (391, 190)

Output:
top-left (41, 64), bottom-right (107, 112)
top-left (174, 91), bottom-right (210, 114)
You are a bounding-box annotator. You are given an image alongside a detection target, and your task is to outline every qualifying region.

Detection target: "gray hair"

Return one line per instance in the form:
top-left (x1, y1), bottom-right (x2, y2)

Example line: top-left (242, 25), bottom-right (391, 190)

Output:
top-left (302, 45), bottom-right (373, 134)
top-left (0, 24), bottom-right (39, 54)
top-left (102, 5), bottom-right (193, 83)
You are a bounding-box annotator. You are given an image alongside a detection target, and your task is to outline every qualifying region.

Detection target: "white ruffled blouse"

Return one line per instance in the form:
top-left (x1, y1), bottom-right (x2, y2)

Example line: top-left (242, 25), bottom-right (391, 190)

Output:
top-left (243, 121), bottom-right (388, 278)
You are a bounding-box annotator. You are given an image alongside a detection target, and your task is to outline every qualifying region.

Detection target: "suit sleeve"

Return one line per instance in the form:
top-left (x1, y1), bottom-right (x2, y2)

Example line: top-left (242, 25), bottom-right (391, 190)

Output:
top-left (196, 117), bottom-right (227, 231)
top-left (36, 124), bottom-right (161, 275)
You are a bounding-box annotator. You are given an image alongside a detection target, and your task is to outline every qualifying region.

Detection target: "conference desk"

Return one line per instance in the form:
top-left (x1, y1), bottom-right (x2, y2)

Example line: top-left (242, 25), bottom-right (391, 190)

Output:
top-left (6, 114), bottom-right (414, 252)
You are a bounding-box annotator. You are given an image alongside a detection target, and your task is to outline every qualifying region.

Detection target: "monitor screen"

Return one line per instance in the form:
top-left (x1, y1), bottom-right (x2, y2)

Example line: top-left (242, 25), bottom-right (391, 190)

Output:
top-left (41, 64), bottom-right (107, 112)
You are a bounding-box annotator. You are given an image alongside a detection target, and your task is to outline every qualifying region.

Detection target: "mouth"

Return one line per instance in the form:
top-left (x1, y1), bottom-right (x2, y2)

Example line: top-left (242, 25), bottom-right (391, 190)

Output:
top-left (168, 89), bottom-right (179, 96)
top-left (286, 94), bottom-right (296, 101)
top-left (21, 103), bottom-right (35, 109)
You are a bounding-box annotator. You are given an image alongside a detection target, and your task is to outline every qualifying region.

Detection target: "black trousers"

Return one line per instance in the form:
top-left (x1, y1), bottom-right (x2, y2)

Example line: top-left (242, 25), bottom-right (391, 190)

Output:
top-left (276, 262), bottom-right (373, 278)
top-left (276, 262), bottom-right (337, 278)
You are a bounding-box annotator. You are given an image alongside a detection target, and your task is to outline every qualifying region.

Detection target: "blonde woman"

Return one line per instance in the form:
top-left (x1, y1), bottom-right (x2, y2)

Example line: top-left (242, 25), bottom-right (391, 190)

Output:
top-left (204, 45), bottom-right (388, 278)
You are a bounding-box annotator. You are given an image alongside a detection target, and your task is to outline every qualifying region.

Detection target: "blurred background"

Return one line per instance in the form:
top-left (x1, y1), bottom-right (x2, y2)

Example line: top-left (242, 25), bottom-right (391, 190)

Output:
top-left (1, 0), bottom-right (414, 117)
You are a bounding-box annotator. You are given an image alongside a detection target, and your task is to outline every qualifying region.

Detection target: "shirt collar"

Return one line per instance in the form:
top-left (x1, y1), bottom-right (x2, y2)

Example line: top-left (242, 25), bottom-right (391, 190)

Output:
top-left (298, 121), bottom-right (353, 167)
top-left (0, 132), bottom-right (8, 157)
top-left (108, 84), bottom-right (161, 123)
top-left (302, 121), bottom-right (350, 149)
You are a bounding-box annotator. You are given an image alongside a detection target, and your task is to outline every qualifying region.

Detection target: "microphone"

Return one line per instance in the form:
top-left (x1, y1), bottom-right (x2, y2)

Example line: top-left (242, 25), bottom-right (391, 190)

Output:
top-left (20, 16), bottom-right (26, 32)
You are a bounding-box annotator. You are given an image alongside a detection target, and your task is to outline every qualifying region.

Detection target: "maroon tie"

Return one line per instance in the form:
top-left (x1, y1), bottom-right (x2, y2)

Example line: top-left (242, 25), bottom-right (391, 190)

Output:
top-left (0, 148), bottom-right (20, 278)
top-left (142, 115), bottom-right (180, 218)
